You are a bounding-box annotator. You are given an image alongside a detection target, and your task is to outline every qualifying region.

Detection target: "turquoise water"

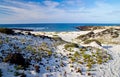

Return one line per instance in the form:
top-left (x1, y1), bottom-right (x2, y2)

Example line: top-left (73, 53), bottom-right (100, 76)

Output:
top-left (0, 23), bottom-right (119, 32)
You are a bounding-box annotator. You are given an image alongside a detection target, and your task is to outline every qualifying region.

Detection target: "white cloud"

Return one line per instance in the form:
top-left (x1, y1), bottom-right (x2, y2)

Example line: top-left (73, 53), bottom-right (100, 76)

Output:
top-left (43, 1), bottom-right (59, 8)
top-left (0, 0), bottom-right (120, 23)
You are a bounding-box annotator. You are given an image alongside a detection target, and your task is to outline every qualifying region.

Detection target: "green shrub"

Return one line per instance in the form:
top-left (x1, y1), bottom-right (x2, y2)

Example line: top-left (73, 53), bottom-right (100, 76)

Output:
top-left (52, 36), bottom-right (63, 41)
top-left (83, 54), bottom-right (91, 59)
top-left (84, 39), bottom-right (101, 46)
top-left (76, 34), bottom-right (88, 41)
top-left (112, 32), bottom-right (119, 38)
top-left (69, 46), bottom-right (111, 69)
top-left (86, 63), bottom-right (92, 69)
top-left (64, 43), bottom-right (79, 50)
top-left (0, 40), bottom-right (3, 45)
top-left (70, 57), bottom-right (76, 62)
top-left (26, 45), bottom-right (36, 53)
top-left (5, 37), bottom-right (9, 43)
top-left (47, 50), bottom-right (52, 56)
top-left (4, 53), bottom-right (30, 68)
top-left (74, 52), bottom-right (80, 57)
top-left (76, 35), bottom-right (86, 39)
top-left (14, 71), bottom-right (26, 77)
top-left (79, 47), bottom-right (87, 51)
top-left (14, 71), bottom-right (21, 76)
top-left (14, 65), bottom-right (24, 70)
top-left (53, 35), bottom-right (58, 37)
top-left (20, 73), bottom-right (26, 77)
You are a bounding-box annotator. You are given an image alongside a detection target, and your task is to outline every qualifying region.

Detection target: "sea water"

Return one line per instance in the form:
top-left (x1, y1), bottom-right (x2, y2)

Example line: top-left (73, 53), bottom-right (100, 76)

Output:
top-left (0, 23), bottom-right (119, 32)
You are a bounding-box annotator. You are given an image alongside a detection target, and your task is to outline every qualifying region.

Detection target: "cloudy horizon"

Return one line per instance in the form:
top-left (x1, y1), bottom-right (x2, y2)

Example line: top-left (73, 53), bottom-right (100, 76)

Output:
top-left (0, 0), bottom-right (120, 24)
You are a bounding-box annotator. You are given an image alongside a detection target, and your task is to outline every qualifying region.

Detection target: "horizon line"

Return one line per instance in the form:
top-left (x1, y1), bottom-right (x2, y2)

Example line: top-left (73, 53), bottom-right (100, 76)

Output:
top-left (0, 22), bottom-right (120, 25)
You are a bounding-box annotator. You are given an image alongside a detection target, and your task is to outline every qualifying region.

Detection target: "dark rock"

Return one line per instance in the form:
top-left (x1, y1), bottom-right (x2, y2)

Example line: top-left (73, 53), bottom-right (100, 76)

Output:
top-left (76, 26), bottom-right (105, 31)
top-left (27, 32), bottom-right (32, 35)
top-left (15, 32), bottom-right (24, 35)
top-left (12, 28), bottom-right (33, 31)
top-left (0, 28), bottom-right (14, 35)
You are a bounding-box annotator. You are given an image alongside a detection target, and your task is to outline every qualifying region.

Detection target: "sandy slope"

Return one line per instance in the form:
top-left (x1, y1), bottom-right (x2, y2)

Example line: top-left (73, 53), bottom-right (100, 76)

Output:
top-left (57, 30), bottom-right (120, 77)
top-left (0, 29), bottom-right (120, 77)
top-left (94, 45), bottom-right (120, 77)
top-left (58, 31), bottom-right (120, 77)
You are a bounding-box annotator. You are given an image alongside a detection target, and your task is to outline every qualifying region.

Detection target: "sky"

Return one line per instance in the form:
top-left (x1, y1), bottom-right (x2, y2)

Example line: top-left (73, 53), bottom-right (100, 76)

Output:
top-left (0, 0), bottom-right (120, 24)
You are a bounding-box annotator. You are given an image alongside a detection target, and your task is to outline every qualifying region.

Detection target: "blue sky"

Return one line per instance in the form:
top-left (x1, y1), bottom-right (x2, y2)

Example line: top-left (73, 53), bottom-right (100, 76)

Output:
top-left (0, 0), bottom-right (120, 24)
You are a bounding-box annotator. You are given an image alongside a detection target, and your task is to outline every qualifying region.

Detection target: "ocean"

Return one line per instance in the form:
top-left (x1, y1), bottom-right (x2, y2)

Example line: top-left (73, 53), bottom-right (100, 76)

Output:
top-left (0, 23), bottom-right (119, 32)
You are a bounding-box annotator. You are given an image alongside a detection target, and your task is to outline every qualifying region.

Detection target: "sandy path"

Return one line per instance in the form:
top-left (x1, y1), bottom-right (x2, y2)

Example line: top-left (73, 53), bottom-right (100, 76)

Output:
top-left (96, 45), bottom-right (120, 77)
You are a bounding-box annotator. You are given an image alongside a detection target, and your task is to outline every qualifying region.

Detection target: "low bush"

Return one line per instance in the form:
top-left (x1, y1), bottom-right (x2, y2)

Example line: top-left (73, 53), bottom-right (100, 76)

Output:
top-left (20, 73), bottom-right (26, 77)
top-left (111, 32), bottom-right (119, 38)
top-left (14, 65), bottom-right (24, 70)
top-left (74, 52), bottom-right (80, 57)
top-left (84, 39), bottom-right (101, 46)
top-left (26, 45), bottom-right (36, 53)
top-left (14, 71), bottom-right (20, 76)
top-left (79, 47), bottom-right (87, 51)
top-left (70, 47), bottom-right (111, 69)
top-left (0, 40), bottom-right (3, 45)
top-left (47, 50), bottom-right (52, 56)
top-left (76, 32), bottom-right (94, 41)
top-left (64, 43), bottom-right (79, 50)
top-left (4, 53), bottom-right (30, 68)
top-left (76, 35), bottom-right (86, 39)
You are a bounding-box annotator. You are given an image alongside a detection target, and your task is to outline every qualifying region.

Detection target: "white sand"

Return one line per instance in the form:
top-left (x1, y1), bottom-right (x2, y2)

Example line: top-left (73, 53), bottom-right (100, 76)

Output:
top-left (0, 29), bottom-right (120, 77)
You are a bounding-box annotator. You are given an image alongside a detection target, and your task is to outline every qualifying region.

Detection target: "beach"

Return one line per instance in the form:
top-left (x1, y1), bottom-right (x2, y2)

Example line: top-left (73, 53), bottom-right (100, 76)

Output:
top-left (1, 0), bottom-right (120, 76)
top-left (0, 26), bottom-right (120, 77)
